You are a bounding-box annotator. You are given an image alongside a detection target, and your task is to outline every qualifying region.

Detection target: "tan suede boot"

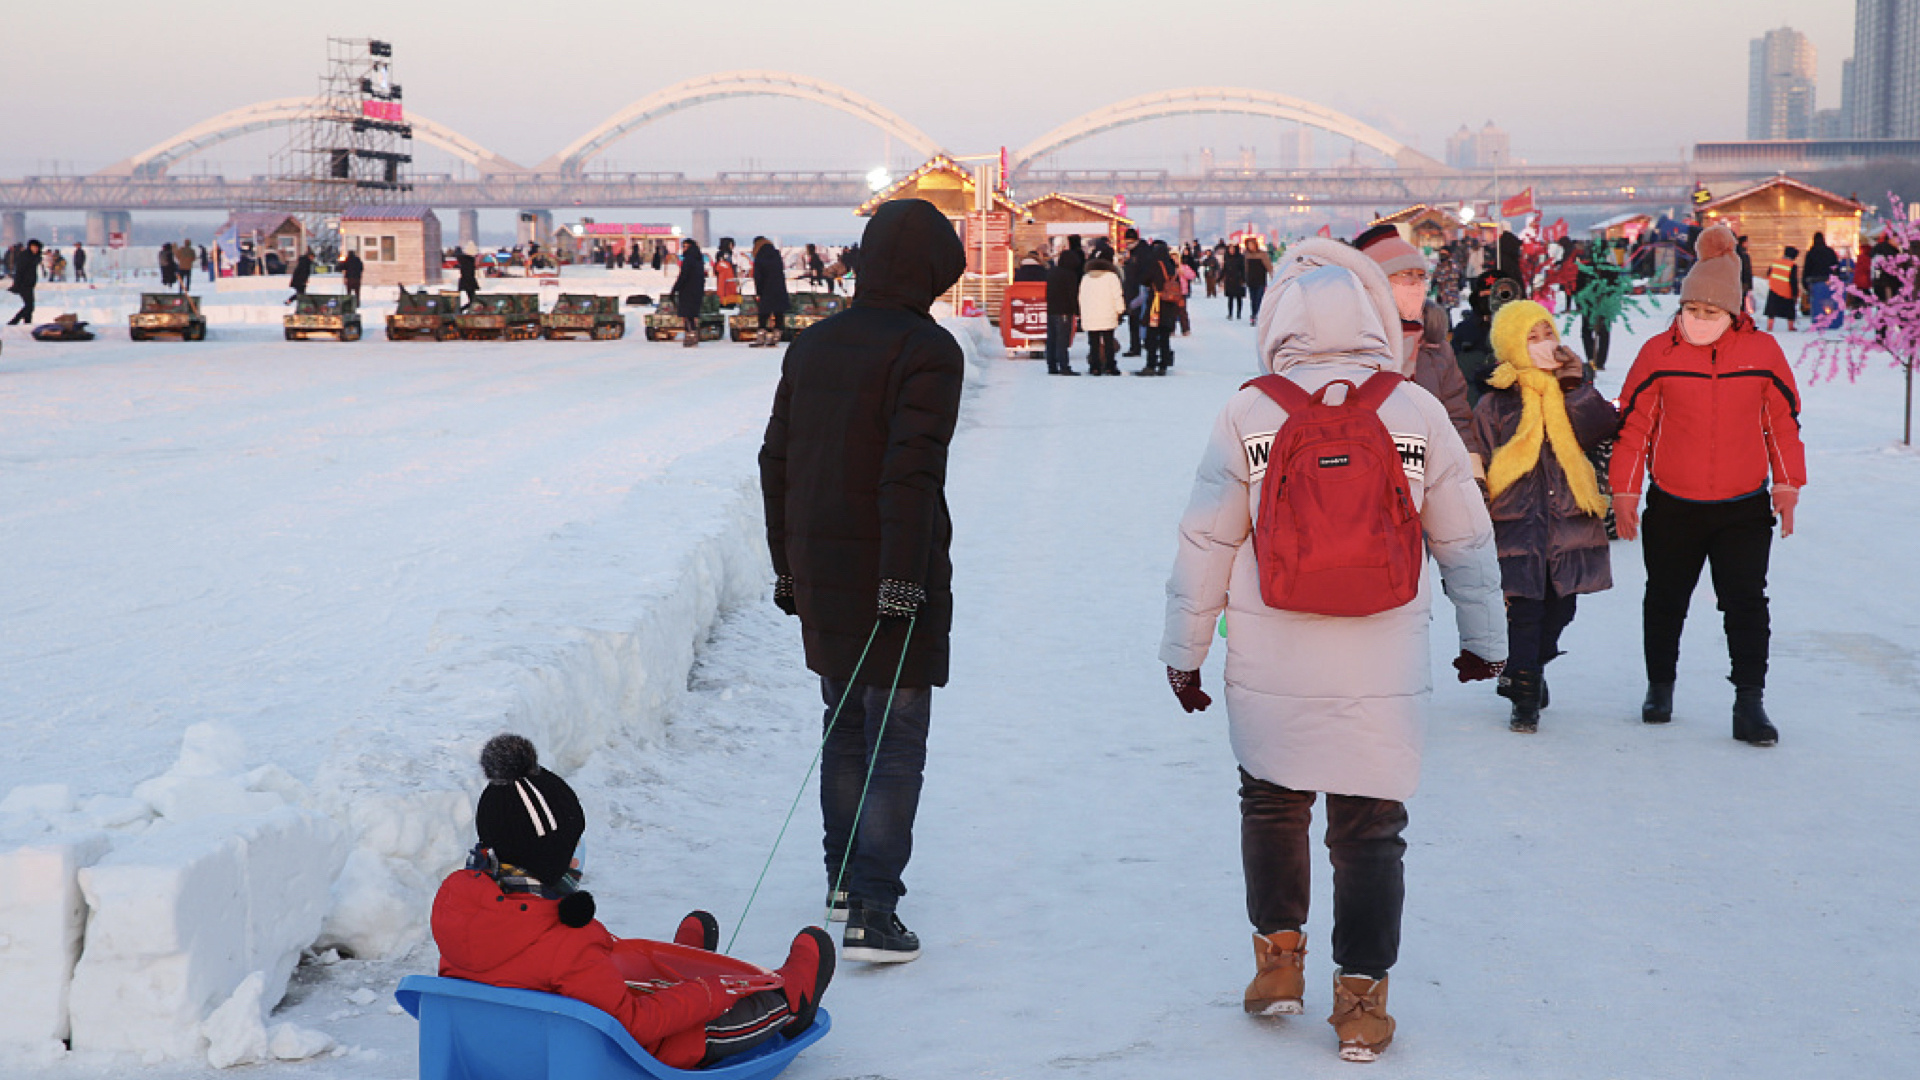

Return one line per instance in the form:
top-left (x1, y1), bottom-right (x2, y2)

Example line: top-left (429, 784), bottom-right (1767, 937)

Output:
top-left (1328, 971), bottom-right (1394, 1062)
top-left (1243, 930), bottom-right (1306, 1016)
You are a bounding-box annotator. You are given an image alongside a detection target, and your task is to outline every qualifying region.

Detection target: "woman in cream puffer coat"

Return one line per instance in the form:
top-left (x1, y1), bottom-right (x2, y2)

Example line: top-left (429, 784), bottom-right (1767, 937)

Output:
top-left (1157, 239), bottom-right (1505, 1060)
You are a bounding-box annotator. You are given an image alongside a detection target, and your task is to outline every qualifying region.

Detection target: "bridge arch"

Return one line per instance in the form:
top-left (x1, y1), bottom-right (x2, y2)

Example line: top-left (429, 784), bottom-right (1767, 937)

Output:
top-left (541, 70), bottom-right (945, 174)
top-left (99, 98), bottom-right (525, 179)
top-left (1010, 88), bottom-right (1446, 174)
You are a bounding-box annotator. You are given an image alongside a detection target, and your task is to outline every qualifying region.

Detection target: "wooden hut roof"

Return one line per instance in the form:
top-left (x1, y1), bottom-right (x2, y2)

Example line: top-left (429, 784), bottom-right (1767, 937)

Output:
top-left (1698, 176), bottom-right (1866, 216)
top-left (856, 155), bottom-right (1020, 217)
top-left (1020, 192), bottom-right (1132, 226)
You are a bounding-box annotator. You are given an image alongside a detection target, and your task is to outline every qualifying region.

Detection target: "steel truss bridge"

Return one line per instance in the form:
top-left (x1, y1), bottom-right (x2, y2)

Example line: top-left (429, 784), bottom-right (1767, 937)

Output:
top-left (1, 71), bottom-right (1770, 220)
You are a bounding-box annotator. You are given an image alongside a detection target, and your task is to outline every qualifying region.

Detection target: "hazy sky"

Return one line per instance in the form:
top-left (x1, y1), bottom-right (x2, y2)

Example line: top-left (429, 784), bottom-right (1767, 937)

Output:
top-left (6, 0), bottom-right (1856, 176)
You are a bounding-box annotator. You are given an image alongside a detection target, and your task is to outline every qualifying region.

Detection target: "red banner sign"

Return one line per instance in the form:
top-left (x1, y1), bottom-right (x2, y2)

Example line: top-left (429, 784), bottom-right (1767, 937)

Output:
top-left (362, 100), bottom-right (405, 123)
top-left (1001, 282), bottom-right (1049, 349)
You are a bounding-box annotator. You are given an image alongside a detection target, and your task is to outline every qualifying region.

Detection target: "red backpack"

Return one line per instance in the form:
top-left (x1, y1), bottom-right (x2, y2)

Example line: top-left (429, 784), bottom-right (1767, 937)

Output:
top-left (1243, 371), bottom-right (1422, 617)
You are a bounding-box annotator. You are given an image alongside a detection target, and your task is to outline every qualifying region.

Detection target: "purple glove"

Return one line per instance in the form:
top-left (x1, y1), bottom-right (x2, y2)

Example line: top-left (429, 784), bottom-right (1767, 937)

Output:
top-left (1452, 651), bottom-right (1506, 683)
top-left (1168, 667), bottom-right (1212, 713)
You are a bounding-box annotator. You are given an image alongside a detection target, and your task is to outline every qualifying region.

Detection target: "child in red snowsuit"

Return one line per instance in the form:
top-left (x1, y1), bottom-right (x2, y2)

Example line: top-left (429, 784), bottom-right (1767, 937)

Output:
top-left (431, 735), bottom-right (834, 1069)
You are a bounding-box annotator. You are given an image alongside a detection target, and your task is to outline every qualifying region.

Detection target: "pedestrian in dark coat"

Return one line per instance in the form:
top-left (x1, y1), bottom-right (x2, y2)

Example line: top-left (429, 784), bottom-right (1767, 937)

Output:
top-left (1243, 239), bottom-right (1270, 323)
top-left (159, 243), bottom-right (177, 287)
top-left (455, 247), bottom-right (480, 306)
top-left (342, 251), bottom-right (364, 301)
top-left (6, 240), bottom-right (42, 324)
top-left (1121, 229), bottom-right (1148, 356)
top-left (1467, 299), bottom-right (1618, 732)
top-left (287, 250), bottom-right (313, 304)
top-left (1044, 234), bottom-right (1085, 375)
top-left (750, 236), bottom-right (790, 347)
top-left (1222, 245), bottom-right (1247, 319)
top-left (757, 198), bottom-right (965, 962)
top-left (673, 239), bottom-right (706, 347)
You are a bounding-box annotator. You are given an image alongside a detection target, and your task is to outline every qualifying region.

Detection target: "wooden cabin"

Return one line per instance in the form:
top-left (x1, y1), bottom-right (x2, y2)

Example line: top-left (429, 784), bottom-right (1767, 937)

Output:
top-left (340, 206), bottom-right (443, 288)
top-left (858, 155), bottom-right (1025, 317)
top-left (1019, 192), bottom-right (1134, 254)
top-left (219, 212), bottom-right (307, 265)
top-left (1697, 177), bottom-right (1865, 275)
top-left (1368, 204), bottom-right (1464, 252)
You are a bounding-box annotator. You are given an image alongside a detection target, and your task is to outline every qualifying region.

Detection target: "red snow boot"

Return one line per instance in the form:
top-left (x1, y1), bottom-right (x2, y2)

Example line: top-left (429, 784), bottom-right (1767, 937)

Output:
top-left (777, 926), bottom-right (835, 1038)
top-left (674, 910), bottom-right (719, 951)
top-left (1244, 930), bottom-right (1307, 1016)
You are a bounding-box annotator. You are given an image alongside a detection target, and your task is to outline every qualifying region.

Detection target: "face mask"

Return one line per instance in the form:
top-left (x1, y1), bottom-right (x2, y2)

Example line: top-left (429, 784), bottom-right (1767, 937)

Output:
top-left (1392, 282), bottom-right (1426, 322)
top-left (1680, 311), bottom-right (1731, 346)
top-left (1527, 339), bottom-right (1560, 369)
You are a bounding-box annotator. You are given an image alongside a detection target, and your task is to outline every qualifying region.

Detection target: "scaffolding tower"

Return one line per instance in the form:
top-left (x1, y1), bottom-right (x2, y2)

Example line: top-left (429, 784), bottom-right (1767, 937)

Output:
top-left (264, 37), bottom-right (413, 250)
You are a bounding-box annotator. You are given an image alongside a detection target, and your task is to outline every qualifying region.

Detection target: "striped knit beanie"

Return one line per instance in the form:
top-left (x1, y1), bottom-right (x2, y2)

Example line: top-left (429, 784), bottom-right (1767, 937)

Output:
top-left (475, 735), bottom-right (587, 893)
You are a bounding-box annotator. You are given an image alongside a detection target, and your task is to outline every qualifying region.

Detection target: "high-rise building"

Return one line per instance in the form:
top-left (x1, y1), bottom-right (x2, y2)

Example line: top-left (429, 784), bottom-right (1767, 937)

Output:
top-left (1445, 122), bottom-right (1511, 168)
top-left (1749, 27), bottom-right (1818, 139)
top-left (1851, 0), bottom-right (1920, 138)
top-left (1276, 126), bottom-right (1314, 170)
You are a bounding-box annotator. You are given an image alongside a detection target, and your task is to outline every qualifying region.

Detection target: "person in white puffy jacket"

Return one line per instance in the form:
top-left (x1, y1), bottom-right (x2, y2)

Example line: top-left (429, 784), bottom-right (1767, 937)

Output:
top-left (1157, 238), bottom-right (1506, 1063)
top-left (1075, 248), bottom-right (1127, 376)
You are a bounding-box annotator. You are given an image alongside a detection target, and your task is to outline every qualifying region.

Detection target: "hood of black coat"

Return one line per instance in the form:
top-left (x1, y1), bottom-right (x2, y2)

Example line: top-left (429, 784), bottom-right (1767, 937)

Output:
top-left (854, 199), bottom-right (966, 316)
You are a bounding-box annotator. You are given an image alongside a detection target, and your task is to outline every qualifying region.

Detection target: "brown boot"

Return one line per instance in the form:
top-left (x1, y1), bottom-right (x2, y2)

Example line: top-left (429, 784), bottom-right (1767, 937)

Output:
top-left (1243, 930), bottom-right (1306, 1016)
top-left (1328, 971), bottom-right (1394, 1062)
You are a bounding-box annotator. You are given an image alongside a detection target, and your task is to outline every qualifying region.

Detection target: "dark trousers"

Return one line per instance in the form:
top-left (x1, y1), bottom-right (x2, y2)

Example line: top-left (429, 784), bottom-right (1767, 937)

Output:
top-left (6, 287), bottom-right (32, 324)
top-left (820, 677), bottom-right (931, 912)
top-left (1642, 487), bottom-right (1773, 688)
top-left (1145, 316), bottom-right (1176, 367)
top-left (759, 307), bottom-right (785, 331)
top-left (698, 989), bottom-right (792, 1066)
top-left (1175, 298), bottom-right (1191, 334)
top-left (1045, 312), bottom-right (1074, 370)
top-left (1125, 299), bottom-right (1143, 353)
top-left (1240, 770), bottom-right (1407, 979)
top-left (1249, 283), bottom-right (1266, 322)
top-left (1226, 293), bottom-right (1244, 319)
top-left (1087, 329), bottom-right (1117, 372)
top-left (1507, 585), bottom-right (1578, 674)
top-left (1581, 317), bottom-right (1611, 369)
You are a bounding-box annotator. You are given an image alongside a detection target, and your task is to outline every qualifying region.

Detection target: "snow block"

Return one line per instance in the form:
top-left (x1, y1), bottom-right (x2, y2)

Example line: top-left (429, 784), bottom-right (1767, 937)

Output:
top-left (0, 831), bottom-right (112, 1052)
top-left (67, 805), bottom-right (346, 1059)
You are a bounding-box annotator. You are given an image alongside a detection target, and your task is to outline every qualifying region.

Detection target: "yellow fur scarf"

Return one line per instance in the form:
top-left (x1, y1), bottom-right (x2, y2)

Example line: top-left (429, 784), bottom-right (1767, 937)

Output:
top-left (1484, 356), bottom-right (1608, 516)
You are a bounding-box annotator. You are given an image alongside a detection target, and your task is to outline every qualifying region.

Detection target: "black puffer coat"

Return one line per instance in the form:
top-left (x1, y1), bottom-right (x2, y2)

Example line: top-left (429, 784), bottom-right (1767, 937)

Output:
top-left (1045, 242), bottom-right (1084, 316)
top-left (673, 247), bottom-right (705, 316)
top-left (1467, 382), bottom-right (1620, 600)
top-left (758, 199), bottom-right (967, 688)
top-left (751, 242), bottom-right (789, 318)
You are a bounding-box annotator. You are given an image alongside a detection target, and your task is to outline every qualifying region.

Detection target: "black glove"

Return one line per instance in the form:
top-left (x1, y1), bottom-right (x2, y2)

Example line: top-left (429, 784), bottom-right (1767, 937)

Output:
top-left (877, 579), bottom-right (925, 621)
top-left (1168, 667), bottom-right (1212, 713)
top-left (773, 574), bottom-right (797, 617)
top-left (1452, 651), bottom-right (1506, 683)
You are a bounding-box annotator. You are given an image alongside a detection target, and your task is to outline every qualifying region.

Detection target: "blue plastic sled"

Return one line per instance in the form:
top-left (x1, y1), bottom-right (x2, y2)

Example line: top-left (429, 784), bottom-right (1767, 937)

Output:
top-left (397, 974), bottom-right (830, 1080)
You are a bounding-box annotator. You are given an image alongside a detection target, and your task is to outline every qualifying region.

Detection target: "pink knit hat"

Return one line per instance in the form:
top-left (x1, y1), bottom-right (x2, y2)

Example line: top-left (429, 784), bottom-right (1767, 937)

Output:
top-left (1358, 232), bottom-right (1427, 278)
top-left (1679, 224), bottom-right (1743, 315)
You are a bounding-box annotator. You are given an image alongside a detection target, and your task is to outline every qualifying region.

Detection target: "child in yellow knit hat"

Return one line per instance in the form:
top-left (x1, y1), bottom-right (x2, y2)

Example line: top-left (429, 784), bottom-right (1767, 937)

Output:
top-left (1466, 300), bottom-right (1621, 733)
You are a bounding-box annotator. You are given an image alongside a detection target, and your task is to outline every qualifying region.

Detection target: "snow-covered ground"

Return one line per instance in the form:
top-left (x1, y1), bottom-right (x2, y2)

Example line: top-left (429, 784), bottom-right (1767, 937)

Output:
top-left (4, 285), bottom-right (1917, 1077)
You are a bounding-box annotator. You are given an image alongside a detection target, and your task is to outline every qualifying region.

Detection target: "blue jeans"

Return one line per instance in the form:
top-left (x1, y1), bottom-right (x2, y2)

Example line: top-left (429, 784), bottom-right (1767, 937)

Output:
top-left (819, 677), bottom-right (931, 912)
top-left (1045, 312), bottom-right (1074, 370)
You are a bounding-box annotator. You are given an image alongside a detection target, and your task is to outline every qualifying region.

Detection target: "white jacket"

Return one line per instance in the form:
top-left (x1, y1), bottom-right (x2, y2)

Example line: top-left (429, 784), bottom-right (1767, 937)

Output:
top-left (1077, 267), bottom-right (1127, 332)
top-left (1159, 240), bottom-right (1505, 802)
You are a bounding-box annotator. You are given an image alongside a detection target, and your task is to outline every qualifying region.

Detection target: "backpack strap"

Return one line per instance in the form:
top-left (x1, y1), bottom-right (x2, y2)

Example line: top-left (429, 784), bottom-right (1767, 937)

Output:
top-left (1346, 370), bottom-right (1406, 413)
top-left (1242, 373), bottom-right (1312, 413)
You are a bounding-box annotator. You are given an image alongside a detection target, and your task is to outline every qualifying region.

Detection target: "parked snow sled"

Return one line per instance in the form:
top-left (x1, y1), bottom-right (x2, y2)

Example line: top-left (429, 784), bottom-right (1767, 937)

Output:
top-left (543, 293), bottom-right (627, 340)
top-left (129, 293), bottom-right (207, 341)
top-left (387, 288), bottom-right (460, 340)
top-left (397, 941), bottom-right (830, 1080)
top-left (284, 294), bottom-right (362, 341)
top-left (31, 314), bottom-right (96, 342)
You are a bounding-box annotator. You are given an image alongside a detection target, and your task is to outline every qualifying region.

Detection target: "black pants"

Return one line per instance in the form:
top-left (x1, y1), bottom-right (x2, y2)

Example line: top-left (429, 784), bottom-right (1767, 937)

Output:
top-left (1249, 283), bottom-right (1266, 322)
top-left (759, 307), bottom-right (785, 332)
top-left (820, 678), bottom-right (931, 912)
top-left (697, 989), bottom-right (792, 1066)
top-left (6, 287), bottom-right (32, 324)
top-left (1145, 320), bottom-right (1175, 368)
top-left (1642, 487), bottom-right (1773, 688)
top-left (1581, 317), bottom-right (1611, 369)
top-left (1240, 770), bottom-right (1407, 980)
top-left (1507, 585), bottom-right (1578, 674)
top-left (1226, 292), bottom-right (1243, 319)
top-left (1087, 329), bottom-right (1117, 372)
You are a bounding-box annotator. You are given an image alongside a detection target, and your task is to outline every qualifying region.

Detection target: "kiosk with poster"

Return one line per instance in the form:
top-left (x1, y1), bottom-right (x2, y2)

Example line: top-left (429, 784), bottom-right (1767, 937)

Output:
top-left (999, 280), bottom-right (1048, 356)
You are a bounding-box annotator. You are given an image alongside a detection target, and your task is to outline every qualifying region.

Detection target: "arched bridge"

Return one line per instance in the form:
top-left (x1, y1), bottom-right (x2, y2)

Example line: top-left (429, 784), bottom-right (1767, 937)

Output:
top-left (97, 97), bottom-right (527, 179)
top-left (1011, 87), bottom-right (1444, 173)
top-left (539, 71), bottom-right (947, 174)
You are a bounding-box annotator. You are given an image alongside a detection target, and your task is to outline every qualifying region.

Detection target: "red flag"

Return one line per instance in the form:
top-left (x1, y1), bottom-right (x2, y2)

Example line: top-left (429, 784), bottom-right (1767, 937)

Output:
top-left (1546, 218), bottom-right (1569, 243)
top-left (1316, 224), bottom-right (1332, 239)
top-left (1500, 187), bottom-right (1536, 218)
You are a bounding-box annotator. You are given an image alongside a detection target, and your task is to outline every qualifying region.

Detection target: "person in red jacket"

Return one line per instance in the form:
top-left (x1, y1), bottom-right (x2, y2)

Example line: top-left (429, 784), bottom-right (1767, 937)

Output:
top-left (431, 735), bottom-right (835, 1069)
top-left (1608, 224), bottom-right (1806, 746)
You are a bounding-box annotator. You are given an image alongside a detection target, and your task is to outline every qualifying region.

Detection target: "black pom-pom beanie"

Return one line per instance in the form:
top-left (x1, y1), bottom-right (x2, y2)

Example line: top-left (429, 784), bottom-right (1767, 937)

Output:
top-left (473, 734), bottom-right (586, 889)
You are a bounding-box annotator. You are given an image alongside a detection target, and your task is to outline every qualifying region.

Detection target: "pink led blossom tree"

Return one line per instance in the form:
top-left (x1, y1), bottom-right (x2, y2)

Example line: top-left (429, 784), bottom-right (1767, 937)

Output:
top-left (1801, 195), bottom-right (1920, 445)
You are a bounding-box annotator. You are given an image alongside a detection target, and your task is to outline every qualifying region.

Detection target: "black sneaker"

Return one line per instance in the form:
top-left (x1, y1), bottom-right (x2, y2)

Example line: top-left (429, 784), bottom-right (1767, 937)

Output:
top-left (825, 889), bottom-right (849, 923)
top-left (842, 906), bottom-right (920, 964)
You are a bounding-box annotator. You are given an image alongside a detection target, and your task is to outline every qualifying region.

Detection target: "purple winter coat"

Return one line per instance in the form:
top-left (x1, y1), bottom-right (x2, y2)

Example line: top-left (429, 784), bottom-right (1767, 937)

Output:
top-left (1467, 382), bottom-right (1619, 600)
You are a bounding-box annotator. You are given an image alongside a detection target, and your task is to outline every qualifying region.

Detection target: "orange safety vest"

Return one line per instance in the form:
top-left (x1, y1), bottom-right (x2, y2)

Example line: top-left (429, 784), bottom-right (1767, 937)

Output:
top-left (1767, 259), bottom-right (1795, 298)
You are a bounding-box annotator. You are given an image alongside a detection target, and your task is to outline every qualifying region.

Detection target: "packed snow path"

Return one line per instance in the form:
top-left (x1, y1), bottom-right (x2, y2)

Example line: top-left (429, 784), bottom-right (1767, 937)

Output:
top-left (4, 297), bottom-right (1918, 1077)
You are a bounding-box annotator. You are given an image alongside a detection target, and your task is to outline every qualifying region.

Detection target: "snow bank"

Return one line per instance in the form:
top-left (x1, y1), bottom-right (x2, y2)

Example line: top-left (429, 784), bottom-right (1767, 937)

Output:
top-left (0, 451), bottom-right (772, 1060)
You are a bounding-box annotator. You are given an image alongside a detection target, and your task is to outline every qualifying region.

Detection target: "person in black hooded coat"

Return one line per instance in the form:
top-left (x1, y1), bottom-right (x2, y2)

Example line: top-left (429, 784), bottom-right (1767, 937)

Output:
top-left (673, 239), bottom-right (706, 345)
top-left (757, 198), bottom-right (965, 961)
